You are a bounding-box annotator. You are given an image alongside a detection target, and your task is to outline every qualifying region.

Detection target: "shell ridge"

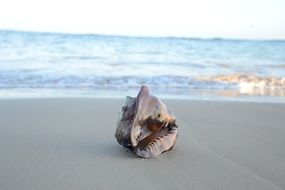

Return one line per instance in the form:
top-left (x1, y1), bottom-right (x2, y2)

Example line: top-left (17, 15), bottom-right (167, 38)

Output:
top-left (115, 85), bottom-right (178, 158)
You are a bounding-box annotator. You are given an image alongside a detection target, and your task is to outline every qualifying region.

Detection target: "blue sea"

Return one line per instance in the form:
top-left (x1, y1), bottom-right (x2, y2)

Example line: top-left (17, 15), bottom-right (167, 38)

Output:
top-left (0, 30), bottom-right (284, 102)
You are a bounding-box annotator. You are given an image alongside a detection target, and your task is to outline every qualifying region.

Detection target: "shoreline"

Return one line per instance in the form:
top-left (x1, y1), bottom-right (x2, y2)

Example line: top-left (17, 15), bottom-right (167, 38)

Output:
top-left (0, 94), bottom-right (284, 104)
top-left (1, 98), bottom-right (285, 189)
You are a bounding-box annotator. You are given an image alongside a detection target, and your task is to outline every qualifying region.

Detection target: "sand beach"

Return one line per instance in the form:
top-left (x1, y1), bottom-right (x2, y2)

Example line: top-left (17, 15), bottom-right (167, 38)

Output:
top-left (0, 98), bottom-right (285, 190)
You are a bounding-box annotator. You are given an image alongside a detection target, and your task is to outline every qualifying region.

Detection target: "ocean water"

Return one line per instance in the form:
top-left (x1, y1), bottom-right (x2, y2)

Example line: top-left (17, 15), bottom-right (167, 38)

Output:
top-left (0, 30), bottom-right (284, 102)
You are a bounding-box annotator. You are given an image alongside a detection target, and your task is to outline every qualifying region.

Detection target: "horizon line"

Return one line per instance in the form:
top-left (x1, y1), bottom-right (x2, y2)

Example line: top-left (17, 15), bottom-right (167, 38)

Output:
top-left (1, 28), bottom-right (285, 42)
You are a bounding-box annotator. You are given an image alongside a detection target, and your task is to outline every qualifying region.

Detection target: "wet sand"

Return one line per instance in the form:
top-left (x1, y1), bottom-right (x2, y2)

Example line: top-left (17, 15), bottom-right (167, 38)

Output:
top-left (0, 98), bottom-right (285, 190)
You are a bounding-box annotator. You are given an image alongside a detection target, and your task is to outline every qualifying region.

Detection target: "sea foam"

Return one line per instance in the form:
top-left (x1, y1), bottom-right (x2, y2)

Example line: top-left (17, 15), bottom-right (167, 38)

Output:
top-left (0, 30), bottom-right (285, 101)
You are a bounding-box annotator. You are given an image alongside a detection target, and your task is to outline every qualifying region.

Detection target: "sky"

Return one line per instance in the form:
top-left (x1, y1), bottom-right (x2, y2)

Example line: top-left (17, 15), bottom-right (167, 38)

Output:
top-left (0, 0), bottom-right (284, 39)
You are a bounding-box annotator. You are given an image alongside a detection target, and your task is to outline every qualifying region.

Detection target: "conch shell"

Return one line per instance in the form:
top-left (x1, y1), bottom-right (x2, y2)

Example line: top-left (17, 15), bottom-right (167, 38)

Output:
top-left (115, 86), bottom-right (178, 158)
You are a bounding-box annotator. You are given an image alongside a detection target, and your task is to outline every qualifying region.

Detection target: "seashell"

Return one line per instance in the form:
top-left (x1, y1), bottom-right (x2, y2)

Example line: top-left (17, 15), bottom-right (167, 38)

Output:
top-left (115, 85), bottom-right (178, 158)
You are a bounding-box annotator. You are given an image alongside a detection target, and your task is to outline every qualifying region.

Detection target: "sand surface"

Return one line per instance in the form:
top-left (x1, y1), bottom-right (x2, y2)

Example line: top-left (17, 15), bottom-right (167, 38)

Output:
top-left (0, 98), bottom-right (285, 190)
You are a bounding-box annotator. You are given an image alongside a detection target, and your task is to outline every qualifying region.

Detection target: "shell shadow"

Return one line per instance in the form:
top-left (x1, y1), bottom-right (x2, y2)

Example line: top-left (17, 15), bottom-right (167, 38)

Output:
top-left (69, 140), bottom-right (138, 159)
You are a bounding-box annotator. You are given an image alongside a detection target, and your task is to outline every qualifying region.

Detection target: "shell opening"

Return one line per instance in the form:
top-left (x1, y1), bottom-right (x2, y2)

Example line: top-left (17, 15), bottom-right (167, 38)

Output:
top-left (135, 118), bottom-right (177, 149)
